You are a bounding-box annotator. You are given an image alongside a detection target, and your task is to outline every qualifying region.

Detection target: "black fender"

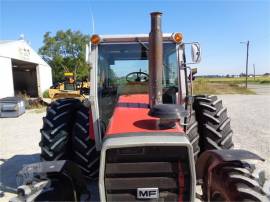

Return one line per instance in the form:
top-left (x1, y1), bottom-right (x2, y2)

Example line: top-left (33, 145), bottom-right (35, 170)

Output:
top-left (196, 149), bottom-right (264, 181)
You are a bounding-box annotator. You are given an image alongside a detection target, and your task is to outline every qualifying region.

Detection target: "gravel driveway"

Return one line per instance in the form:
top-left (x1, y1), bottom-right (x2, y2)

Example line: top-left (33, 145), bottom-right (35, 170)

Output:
top-left (220, 95), bottom-right (270, 177)
top-left (0, 95), bottom-right (269, 201)
top-left (247, 84), bottom-right (270, 95)
top-left (0, 109), bottom-right (45, 201)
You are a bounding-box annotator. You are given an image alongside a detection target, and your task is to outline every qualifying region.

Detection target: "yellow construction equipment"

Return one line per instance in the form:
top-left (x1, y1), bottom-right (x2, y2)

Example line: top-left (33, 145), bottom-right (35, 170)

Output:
top-left (48, 72), bottom-right (89, 100)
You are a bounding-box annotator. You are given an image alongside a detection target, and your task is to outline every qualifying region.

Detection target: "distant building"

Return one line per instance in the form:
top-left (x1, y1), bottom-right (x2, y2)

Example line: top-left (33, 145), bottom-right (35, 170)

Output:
top-left (0, 39), bottom-right (52, 98)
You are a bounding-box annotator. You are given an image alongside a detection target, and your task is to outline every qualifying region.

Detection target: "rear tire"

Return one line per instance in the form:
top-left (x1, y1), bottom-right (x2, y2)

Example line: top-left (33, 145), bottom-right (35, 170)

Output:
top-left (40, 98), bottom-right (80, 160)
top-left (204, 162), bottom-right (270, 201)
top-left (193, 95), bottom-right (234, 153)
top-left (71, 104), bottom-right (100, 179)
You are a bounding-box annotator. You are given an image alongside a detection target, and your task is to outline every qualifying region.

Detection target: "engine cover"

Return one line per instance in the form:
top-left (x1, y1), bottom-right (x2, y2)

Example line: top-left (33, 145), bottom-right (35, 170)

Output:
top-left (99, 133), bottom-right (196, 202)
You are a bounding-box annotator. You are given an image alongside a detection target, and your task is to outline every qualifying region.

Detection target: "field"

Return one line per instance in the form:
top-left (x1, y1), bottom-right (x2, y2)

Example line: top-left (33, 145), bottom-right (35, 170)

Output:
top-left (201, 76), bottom-right (270, 84)
top-left (193, 76), bottom-right (270, 95)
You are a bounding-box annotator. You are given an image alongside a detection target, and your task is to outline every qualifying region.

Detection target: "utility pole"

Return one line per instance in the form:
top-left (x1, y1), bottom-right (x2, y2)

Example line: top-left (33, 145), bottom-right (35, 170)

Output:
top-left (253, 64), bottom-right (255, 80)
top-left (240, 40), bottom-right (250, 88)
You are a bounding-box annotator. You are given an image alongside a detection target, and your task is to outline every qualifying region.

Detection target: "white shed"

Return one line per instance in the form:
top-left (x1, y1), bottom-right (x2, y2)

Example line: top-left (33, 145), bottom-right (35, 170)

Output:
top-left (0, 40), bottom-right (52, 98)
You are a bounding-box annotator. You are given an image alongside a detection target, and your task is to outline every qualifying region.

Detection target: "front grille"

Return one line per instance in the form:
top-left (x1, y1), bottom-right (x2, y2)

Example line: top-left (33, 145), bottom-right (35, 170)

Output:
top-left (104, 146), bottom-right (191, 202)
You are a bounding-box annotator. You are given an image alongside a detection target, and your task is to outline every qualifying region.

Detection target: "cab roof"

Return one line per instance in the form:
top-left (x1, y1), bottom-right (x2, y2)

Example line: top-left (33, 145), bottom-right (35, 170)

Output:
top-left (98, 33), bottom-right (175, 43)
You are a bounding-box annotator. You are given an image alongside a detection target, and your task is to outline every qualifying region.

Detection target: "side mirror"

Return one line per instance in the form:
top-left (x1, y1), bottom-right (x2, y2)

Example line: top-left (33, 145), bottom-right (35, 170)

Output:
top-left (192, 68), bottom-right (198, 75)
top-left (188, 68), bottom-right (197, 81)
top-left (191, 43), bottom-right (201, 63)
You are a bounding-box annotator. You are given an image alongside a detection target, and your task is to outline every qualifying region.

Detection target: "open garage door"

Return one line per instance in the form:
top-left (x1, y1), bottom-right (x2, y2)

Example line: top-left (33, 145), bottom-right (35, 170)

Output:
top-left (12, 59), bottom-right (39, 97)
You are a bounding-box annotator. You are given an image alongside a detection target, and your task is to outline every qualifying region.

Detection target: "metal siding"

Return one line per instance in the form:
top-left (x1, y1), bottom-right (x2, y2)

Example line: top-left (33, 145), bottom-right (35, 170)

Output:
top-left (0, 57), bottom-right (14, 98)
top-left (39, 64), bottom-right (53, 96)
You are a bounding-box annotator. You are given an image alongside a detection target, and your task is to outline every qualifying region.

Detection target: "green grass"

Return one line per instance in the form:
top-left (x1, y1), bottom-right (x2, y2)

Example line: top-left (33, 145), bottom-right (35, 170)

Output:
top-left (193, 78), bottom-right (256, 95)
top-left (203, 76), bottom-right (270, 84)
top-left (43, 89), bottom-right (50, 98)
top-left (193, 76), bottom-right (269, 95)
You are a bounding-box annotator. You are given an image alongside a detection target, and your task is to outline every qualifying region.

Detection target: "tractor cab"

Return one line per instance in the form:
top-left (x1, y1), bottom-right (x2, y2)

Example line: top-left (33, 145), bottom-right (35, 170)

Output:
top-left (86, 27), bottom-right (202, 149)
top-left (88, 34), bottom-right (185, 132)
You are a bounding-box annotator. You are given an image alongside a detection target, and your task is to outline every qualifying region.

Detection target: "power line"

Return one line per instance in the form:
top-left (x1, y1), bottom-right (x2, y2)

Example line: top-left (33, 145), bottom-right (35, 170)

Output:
top-left (240, 40), bottom-right (250, 88)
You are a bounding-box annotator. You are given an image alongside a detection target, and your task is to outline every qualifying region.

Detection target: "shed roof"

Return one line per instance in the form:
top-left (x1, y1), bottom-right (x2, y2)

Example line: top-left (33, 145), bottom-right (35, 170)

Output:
top-left (0, 40), bottom-right (48, 66)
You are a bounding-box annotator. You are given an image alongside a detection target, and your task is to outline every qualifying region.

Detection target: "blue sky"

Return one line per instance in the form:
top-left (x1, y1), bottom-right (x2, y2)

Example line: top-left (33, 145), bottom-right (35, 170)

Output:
top-left (1, 0), bottom-right (269, 75)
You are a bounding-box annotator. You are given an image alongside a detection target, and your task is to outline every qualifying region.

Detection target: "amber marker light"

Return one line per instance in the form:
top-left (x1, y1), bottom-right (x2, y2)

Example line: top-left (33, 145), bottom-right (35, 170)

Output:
top-left (91, 34), bottom-right (101, 45)
top-left (171, 32), bottom-right (183, 43)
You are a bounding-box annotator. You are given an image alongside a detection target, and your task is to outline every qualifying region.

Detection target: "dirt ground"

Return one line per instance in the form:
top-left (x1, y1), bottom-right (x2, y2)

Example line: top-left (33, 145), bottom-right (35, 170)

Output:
top-left (0, 109), bottom-right (45, 201)
top-left (0, 94), bottom-right (270, 201)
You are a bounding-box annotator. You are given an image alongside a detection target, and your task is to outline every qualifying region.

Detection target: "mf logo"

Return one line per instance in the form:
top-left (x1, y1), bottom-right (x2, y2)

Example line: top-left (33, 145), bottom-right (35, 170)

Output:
top-left (137, 188), bottom-right (159, 199)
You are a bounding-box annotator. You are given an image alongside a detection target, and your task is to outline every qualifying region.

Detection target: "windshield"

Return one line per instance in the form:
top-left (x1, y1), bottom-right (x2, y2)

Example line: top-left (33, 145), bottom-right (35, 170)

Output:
top-left (98, 42), bottom-right (178, 89)
top-left (97, 42), bottom-right (178, 127)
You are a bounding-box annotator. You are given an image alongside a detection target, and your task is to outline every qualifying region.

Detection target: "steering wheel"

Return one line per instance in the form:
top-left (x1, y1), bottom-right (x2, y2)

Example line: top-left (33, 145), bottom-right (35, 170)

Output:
top-left (126, 71), bottom-right (149, 83)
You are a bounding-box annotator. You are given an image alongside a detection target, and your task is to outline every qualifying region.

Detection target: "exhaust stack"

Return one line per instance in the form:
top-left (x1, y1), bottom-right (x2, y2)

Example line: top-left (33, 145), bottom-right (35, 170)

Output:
top-left (149, 12), bottom-right (163, 108)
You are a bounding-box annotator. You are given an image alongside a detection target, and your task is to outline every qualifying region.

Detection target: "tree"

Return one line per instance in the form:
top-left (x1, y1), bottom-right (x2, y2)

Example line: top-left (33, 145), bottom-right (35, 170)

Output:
top-left (239, 72), bottom-right (246, 77)
top-left (39, 29), bottom-right (90, 82)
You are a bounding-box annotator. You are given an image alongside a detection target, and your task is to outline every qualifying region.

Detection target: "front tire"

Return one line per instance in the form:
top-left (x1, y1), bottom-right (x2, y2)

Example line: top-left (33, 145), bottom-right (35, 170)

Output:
top-left (71, 104), bottom-right (100, 179)
top-left (184, 110), bottom-right (200, 160)
top-left (193, 95), bottom-right (234, 152)
top-left (205, 162), bottom-right (270, 201)
top-left (40, 98), bottom-right (80, 160)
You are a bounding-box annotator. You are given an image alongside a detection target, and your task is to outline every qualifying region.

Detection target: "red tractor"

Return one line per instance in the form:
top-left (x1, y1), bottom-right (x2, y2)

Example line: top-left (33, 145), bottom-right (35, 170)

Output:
top-left (12, 12), bottom-right (269, 202)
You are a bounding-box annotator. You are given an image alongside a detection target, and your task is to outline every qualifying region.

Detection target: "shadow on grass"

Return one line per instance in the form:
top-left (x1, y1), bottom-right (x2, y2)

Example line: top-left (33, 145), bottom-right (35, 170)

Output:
top-left (0, 154), bottom-right (40, 193)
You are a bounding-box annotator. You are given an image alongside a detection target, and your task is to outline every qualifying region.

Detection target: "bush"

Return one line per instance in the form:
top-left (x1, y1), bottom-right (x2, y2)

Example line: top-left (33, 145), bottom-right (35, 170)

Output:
top-left (43, 90), bottom-right (49, 98)
top-left (15, 91), bottom-right (48, 109)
